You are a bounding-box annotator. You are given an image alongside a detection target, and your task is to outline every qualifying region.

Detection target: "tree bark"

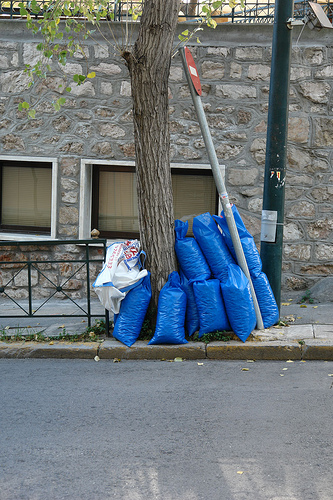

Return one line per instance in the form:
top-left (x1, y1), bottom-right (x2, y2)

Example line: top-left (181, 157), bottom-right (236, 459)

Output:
top-left (123, 0), bottom-right (180, 308)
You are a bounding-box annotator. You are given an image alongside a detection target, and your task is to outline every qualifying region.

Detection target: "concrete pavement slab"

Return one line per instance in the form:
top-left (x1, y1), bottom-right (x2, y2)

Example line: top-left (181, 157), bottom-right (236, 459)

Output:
top-left (313, 324), bottom-right (333, 339)
top-left (252, 324), bottom-right (314, 341)
top-left (273, 324), bottom-right (314, 340)
top-left (280, 303), bottom-right (333, 325)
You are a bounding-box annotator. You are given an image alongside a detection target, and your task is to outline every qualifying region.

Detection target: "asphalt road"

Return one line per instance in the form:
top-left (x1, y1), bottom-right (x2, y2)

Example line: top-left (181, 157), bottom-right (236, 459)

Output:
top-left (0, 359), bottom-right (332, 500)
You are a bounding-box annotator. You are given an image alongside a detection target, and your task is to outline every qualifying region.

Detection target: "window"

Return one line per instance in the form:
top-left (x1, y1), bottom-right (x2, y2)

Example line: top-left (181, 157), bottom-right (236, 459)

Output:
top-left (92, 165), bottom-right (139, 239)
top-left (91, 164), bottom-right (218, 238)
top-left (0, 157), bottom-right (57, 238)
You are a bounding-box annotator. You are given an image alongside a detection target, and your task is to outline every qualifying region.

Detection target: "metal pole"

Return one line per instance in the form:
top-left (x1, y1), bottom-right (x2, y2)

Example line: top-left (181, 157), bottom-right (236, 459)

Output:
top-left (179, 47), bottom-right (264, 331)
top-left (260, 0), bottom-right (293, 312)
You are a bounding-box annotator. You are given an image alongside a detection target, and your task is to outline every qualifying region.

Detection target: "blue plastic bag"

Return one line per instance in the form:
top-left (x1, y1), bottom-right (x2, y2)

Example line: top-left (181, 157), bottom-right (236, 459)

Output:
top-left (112, 272), bottom-right (152, 347)
top-left (252, 272), bottom-right (279, 328)
top-left (192, 212), bottom-right (235, 283)
top-left (174, 219), bottom-right (211, 281)
top-left (192, 279), bottom-right (230, 338)
top-left (213, 205), bottom-right (262, 278)
top-left (221, 264), bottom-right (256, 342)
top-left (149, 272), bottom-right (188, 345)
top-left (179, 270), bottom-right (200, 336)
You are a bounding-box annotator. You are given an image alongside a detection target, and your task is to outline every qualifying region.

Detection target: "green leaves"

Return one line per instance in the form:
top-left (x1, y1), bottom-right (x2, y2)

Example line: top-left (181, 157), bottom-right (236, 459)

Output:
top-left (18, 101), bottom-right (30, 110)
top-left (18, 101), bottom-right (36, 119)
top-left (53, 97), bottom-right (66, 111)
top-left (73, 73), bottom-right (86, 85)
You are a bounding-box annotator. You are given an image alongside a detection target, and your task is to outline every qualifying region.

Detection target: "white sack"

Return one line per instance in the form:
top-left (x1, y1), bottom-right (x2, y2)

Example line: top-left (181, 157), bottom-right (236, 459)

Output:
top-left (93, 240), bottom-right (148, 314)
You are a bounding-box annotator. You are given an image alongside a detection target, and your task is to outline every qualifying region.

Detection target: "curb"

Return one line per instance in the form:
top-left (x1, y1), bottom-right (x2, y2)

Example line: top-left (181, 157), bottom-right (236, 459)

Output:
top-left (0, 338), bottom-right (332, 361)
top-left (0, 341), bottom-right (99, 359)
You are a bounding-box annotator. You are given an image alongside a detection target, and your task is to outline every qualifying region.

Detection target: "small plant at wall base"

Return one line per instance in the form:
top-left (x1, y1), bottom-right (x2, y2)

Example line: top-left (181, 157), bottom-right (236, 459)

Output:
top-left (191, 331), bottom-right (233, 343)
top-left (299, 290), bottom-right (314, 304)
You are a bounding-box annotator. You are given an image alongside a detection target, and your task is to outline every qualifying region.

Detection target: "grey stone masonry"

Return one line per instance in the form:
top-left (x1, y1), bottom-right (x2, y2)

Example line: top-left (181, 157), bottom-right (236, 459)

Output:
top-left (0, 21), bottom-right (332, 296)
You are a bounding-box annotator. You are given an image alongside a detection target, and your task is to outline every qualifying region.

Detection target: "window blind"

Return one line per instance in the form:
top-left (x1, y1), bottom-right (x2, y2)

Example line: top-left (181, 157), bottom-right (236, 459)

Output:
top-left (1, 166), bottom-right (51, 227)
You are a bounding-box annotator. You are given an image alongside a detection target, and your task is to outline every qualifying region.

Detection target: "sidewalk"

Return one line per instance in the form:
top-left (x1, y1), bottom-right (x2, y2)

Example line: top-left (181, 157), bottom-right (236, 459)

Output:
top-left (0, 298), bottom-right (332, 361)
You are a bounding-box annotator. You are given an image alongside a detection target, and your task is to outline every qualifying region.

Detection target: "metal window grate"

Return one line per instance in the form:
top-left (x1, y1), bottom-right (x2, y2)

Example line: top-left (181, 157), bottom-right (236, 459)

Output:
top-left (0, 239), bottom-right (108, 328)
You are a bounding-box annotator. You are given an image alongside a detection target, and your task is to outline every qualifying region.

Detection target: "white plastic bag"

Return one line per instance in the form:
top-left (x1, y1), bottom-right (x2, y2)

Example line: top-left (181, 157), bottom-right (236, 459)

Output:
top-left (93, 240), bottom-right (148, 314)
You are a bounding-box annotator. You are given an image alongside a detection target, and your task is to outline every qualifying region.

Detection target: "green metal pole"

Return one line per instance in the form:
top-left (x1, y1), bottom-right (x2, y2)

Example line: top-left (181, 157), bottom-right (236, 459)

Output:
top-left (260, 0), bottom-right (294, 313)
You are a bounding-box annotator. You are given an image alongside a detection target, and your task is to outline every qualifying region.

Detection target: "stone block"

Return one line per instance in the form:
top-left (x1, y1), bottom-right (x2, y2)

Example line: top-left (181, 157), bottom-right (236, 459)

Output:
top-left (99, 340), bottom-right (207, 360)
top-left (207, 47), bottom-right (229, 57)
top-left (60, 142), bottom-right (84, 154)
top-left (250, 137), bottom-right (266, 164)
top-left (216, 144), bottom-right (244, 160)
top-left (307, 219), bottom-right (333, 239)
top-left (290, 67), bottom-right (311, 81)
top-left (120, 81), bottom-right (131, 97)
top-left (284, 223), bottom-right (303, 241)
top-left (304, 47), bottom-right (324, 65)
top-left (61, 191), bottom-right (78, 204)
top-left (230, 62), bottom-right (242, 78)
top-left (91, 63), bottom-right (121, 75)
top-left (315, 244), bottom-right (333, 261)
top-left (92, 142), bottom-right (114, 156)
top-left (302, 340), bottom-right (333, 361)
top-left (315, 65), bottom-right (333, 78)
top-left (216, 84), bottom-right (256, 99)
top-left (94, 45), bottom-right (109, 58)
top-left (13, 268), bottom-right (38, 287)
top-left (207, 341), bottom-right (302, 360)
top-left (299, 81), bottom-right (330, 103)
top-left (284, 244), bottom-right (311, 261)
top-left (202, 61), bottom-right (225, 79)
top-left (98, 123), bottom-right (126, 138)
top-left (70, 81), bottom-right (95, 96)
top-left (247, 64), bottom-right (270, 80)
top-left (1, 134), bottom-right (25, 151)
top-left (235, 47), bottom-right (263, 60)
top-left (288, 201), bottom-right (315, 218)
top-left (314, 118), bottom-right (333, 147)
top-left (0, 341), bottom-right (99, 359)
top-left (288, 117), bottom-right (309, 143)
top-left (100, 82), bottom-right (113, 95)
top-left (0, 70), bottom-right (31, 93)
top-left (228, 167), bottom-right (258, 185)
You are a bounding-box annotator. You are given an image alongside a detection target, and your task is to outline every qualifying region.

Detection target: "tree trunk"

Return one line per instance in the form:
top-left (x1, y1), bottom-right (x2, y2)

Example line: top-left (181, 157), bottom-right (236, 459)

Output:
top-left (123, 0), bottom-right (180, 308)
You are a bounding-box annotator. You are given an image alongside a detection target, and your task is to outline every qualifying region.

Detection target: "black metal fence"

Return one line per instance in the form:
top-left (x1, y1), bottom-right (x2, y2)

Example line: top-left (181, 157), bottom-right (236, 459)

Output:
top-left (0, 1), bottom-right (332, 23)
top-left (0, 239), bottom-right (108, 327)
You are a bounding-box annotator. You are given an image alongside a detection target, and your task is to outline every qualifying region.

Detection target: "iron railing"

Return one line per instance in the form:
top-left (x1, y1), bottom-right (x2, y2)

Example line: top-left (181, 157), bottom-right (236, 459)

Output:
top-left (0, 1), bottom-right (332, 23)
top-left (0, 239), bottom-right (108, 328)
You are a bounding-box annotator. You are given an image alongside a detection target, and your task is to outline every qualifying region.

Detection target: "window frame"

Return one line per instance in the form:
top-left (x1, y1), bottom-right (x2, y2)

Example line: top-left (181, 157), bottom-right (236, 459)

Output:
top-left (0, 156), bottom-right (58, 240)
top-left (91, 164), bottom-right (139, 239)
top-left (80, 159), bottom-right (224, 241)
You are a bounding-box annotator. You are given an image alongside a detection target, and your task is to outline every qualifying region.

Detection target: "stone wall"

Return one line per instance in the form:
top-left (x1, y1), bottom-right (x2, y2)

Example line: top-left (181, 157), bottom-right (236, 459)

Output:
top-left (0, 20), bottom-right (332, 296)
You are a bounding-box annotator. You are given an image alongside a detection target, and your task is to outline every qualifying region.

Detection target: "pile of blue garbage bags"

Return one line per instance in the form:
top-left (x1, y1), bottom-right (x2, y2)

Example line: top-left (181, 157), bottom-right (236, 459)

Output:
top-left (112, 206), bottom-right (279, 347)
